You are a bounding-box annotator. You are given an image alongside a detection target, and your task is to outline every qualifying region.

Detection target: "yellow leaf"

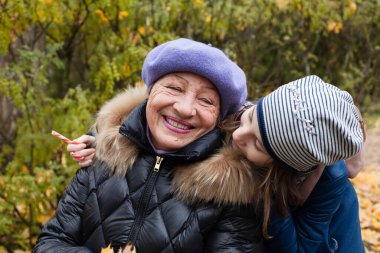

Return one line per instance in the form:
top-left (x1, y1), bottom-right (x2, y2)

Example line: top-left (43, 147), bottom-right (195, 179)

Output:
top-left (194, 0), bottom-right (204, 7)
top-left (375, 211), bottom-right (380, 220)
top-left (101, 244), bottom-right (137, 253)
top-left (21, 165), bottom-right (29, 174)
top-left (36, 9), bottom-right (48, 22)
top-left (361, 229), bottom-right (380, 244)
top-left (95, 9), bottom-right (108, 22)
top-left (372, 220), bottom-right (380, 232)
top-left (334, 22), bottom-right (343, 34)
top-left (296, 2), bottom-right (302, 10)
top-left (118, 11), bottom-right (129, 20)
top-left (360, 198), bottom-right (371, 208)
top-left (101, 244), bottom-right (113, 253)
top-left (138, 27), bottom-right (146, 36)
top-left (326, 20), bottom-right (336, 32)
top-left (276, 0), bottom-right (290, 10)
top-left (349, 2), bottom-right (357, 12)
top-left (37, 214), bottom-right (49, 223)
top-left (122, 64), bottom-right (131, 78)
top-left (205, 14), bottom-right (212, 23)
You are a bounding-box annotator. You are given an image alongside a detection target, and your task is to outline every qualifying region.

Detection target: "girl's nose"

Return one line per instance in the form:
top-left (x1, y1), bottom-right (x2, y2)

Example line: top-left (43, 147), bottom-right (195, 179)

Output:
top-left (232, 127), bottom-right (244, 145)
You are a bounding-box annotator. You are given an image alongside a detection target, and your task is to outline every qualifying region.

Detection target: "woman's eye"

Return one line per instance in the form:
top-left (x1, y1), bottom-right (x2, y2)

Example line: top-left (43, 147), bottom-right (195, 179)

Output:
top-left (166, 85), bottom-right (181, 91)
top-left (200, 98), bottom-right (213, 105)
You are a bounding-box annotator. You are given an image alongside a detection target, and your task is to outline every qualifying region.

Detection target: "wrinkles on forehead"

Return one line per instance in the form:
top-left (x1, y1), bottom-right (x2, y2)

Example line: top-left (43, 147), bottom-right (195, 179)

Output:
top-left (171, 73), bottom-right (218, 93)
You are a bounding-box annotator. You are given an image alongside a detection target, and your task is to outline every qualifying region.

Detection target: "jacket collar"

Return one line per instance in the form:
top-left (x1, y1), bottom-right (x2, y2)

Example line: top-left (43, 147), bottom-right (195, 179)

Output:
top-left (92, 87), bottom-right (255, 206)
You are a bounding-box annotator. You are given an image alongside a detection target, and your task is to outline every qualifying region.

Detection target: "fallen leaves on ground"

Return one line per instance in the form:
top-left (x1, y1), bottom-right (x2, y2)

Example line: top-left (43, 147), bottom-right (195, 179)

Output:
top-left (101, 243), bottom-right (136, 253)
top-left (351, 166), bottom-right (380, 253)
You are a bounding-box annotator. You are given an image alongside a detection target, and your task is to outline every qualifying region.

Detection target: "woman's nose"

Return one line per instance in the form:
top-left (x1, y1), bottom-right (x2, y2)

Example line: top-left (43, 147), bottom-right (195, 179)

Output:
top-left (173, 96), bottom-right (196, 117)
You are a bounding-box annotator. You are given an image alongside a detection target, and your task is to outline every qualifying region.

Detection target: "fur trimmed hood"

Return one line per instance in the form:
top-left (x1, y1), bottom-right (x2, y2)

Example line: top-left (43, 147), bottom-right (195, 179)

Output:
top-left (92, 87), bottom-right (255, 206)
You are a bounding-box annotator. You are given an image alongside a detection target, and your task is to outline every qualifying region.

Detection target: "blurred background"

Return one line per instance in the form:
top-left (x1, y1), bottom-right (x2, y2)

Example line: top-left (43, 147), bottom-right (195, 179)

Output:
top-left (0, 0), bottom-right (379, 252)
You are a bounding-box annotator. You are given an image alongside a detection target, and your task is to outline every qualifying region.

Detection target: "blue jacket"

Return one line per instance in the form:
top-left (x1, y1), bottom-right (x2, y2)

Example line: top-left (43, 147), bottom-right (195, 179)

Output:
top-left (265, 160), bottom-right (364, 253)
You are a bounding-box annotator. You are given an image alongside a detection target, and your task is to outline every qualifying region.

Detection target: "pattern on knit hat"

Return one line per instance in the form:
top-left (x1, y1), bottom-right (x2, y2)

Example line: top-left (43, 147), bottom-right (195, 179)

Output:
top-left (257, 75), bottom-right (363, 173)
top-left (141, 38), bottom-right (247, 119)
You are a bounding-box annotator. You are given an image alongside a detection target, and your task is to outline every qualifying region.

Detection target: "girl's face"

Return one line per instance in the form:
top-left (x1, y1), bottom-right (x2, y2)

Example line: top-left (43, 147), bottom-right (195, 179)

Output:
top-left (232, 105), bottom-right (273, 167)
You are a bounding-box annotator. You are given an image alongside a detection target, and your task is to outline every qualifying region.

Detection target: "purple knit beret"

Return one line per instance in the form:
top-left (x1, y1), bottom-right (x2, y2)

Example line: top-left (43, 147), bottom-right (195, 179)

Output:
top-left (142, 38), bottom-right (247, 119)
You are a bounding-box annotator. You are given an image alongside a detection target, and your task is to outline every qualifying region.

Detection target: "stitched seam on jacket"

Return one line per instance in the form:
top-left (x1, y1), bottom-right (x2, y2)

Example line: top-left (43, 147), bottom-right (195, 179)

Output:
top-left (158, 197), bottom-right (175, 251)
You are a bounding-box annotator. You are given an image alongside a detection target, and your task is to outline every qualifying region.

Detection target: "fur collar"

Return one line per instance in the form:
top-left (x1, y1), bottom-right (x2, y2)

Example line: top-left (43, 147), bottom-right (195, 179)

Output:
top-left (92, 87), bottom-right (255, 205)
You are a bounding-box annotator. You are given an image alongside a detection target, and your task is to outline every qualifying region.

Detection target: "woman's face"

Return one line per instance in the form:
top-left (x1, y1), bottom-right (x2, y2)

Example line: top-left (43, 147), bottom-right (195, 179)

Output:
top-left (146, 72), bottom-right (220, 151)
top-left (232, 105), bottom-right (272, 166)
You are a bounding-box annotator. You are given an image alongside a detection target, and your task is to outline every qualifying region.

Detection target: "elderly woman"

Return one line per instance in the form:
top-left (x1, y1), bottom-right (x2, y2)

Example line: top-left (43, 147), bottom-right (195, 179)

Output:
top-left (33, 38), bottom-right (264, 253)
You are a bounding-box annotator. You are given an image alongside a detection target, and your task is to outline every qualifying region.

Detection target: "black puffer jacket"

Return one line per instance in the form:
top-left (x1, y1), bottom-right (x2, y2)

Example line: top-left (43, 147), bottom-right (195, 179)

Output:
top-left (34, 87), bottom-right (264, 253)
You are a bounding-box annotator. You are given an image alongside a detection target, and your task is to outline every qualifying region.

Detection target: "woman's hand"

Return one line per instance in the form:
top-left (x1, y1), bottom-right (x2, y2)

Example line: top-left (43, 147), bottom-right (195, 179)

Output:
top-left (67, 135), bottom-right (96, 167)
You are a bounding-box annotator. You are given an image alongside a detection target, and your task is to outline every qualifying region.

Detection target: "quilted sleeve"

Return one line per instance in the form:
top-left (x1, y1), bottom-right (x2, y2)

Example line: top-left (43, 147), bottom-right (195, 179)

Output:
top-left (33, 167), bottom-right (94, 253)
top-left (205, 205), bottom-right (265, 253)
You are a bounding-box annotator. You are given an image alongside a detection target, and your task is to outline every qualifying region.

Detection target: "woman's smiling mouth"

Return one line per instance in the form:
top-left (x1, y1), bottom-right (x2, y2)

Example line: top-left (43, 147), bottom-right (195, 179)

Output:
top-left (164, 116), bottom-right (194, 133)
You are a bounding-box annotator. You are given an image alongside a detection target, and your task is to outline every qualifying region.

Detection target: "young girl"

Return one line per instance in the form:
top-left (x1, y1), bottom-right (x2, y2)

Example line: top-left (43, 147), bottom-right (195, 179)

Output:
top-left (232, 75), bottom-right (365, 252)
top-left (67, 75), bottom-right (365, 252)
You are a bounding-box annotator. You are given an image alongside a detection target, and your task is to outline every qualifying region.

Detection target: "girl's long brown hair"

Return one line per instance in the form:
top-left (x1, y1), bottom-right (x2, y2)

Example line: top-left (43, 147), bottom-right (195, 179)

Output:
top-left (219, 106), bottom-right (302, 238)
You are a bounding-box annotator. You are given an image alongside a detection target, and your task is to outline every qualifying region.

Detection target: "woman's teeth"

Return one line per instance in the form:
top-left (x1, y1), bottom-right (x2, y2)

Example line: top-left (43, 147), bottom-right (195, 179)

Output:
top-left (166, 118), bottom-right (191, 130)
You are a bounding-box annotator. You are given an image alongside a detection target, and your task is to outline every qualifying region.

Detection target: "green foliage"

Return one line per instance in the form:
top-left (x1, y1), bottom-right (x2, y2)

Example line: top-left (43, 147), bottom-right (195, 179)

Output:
top-left (0, 0), bottom-right (379, 251)
top-left (0, 43), bottom-right (94, 250)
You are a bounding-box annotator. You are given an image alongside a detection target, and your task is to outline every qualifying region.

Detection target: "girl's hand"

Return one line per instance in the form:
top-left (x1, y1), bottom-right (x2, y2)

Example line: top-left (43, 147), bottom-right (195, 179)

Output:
top-left (345, 148), bottom-right (365, 178)
top-left (67, 135), bottom-right (96, 167)
top-left (298, 164), bottom-right (326, 205)
top-left (345, 105), bottom-right (366, 178)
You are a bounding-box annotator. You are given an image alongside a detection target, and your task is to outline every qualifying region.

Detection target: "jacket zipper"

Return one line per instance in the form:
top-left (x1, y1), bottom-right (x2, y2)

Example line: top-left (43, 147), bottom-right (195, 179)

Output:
top-left (126, 156), bottom-right (164, 249)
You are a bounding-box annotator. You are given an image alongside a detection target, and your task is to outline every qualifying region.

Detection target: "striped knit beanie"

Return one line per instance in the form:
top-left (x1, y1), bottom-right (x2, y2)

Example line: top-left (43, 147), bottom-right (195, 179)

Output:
top-left (256, 75), bottom-right (363, 173)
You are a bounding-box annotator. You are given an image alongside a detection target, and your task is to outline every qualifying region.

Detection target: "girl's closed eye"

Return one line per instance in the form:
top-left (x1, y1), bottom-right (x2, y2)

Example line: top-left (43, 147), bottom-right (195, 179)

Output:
top-left (255, 139), bottom-right (265, 152)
